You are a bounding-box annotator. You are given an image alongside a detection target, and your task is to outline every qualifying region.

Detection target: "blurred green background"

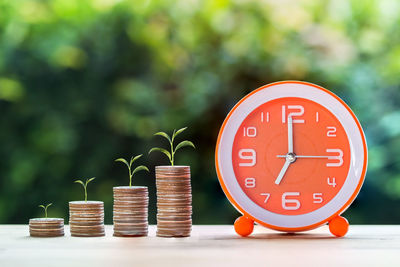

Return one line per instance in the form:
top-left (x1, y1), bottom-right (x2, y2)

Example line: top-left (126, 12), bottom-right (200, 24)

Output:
top-left (0, 0), bottom-right (399, 225)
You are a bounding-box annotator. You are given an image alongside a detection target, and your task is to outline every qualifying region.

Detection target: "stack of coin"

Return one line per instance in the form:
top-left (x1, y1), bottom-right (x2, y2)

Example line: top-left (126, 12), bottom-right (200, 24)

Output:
top-left (69, 201), bottom-right (105, 237)
top-left (113, 186), bottom-right (149, 237)
top-left (156, 166), bottom-right (192, 237)
top-left (29, 218), bottom-right (64, 237)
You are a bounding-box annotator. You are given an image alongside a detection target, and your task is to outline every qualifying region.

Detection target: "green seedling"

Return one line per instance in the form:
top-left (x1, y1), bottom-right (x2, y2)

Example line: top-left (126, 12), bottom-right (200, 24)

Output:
top-left (149, 127), bottom-right (195, 166)
top-left (38, 203), bottom-right (52, 218)
top-left (115, 154), bottom-right (149, 187)
top-left (74, 177), bottom-right (96, 202)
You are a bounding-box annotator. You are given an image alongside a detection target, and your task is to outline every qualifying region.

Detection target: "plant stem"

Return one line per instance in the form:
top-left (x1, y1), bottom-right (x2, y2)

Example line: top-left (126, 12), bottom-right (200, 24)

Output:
top-left (84, 184), bottom-right (87, 202)
top-left (170, 137), bottom-right (174, 166)
top-left (129, 163), bottom-right (132, 187)
top-left (45, 208), bottom-right (47, 218)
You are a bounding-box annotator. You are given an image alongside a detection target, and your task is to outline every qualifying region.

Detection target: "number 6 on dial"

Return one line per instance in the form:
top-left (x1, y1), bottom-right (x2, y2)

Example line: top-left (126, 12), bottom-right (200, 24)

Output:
top-left (282, 192), bottom-right (301, 210)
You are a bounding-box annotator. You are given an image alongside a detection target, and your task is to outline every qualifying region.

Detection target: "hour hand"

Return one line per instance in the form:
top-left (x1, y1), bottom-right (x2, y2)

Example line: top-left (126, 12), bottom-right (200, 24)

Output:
top-left (275, 159), bottom-right (291, 185)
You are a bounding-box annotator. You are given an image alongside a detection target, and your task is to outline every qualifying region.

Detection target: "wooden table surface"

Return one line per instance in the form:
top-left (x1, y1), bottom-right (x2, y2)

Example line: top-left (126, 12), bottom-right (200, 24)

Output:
top-left (0, 225), bottom-right (398, 267)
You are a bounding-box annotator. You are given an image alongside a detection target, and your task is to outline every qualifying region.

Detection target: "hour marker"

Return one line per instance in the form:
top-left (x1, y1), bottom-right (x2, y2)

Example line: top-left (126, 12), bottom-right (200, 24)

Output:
top-left (316, 112), bottom-right (319, 122)
top-left (261, 112), bottom-right (269, 122)
top-left (327, 177), bottom-right (337, 187)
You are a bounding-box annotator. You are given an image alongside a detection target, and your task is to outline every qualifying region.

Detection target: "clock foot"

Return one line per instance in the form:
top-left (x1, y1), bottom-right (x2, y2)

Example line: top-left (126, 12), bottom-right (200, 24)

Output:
top-left (234, 216), bottom-right (254, 237)
top-left (329, 216), bottom-right (349, 237)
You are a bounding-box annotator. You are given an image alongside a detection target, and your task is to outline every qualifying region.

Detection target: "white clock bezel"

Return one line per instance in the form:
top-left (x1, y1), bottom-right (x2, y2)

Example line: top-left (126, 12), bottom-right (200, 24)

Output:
top-left (217, 82), bottom-right (367, 229)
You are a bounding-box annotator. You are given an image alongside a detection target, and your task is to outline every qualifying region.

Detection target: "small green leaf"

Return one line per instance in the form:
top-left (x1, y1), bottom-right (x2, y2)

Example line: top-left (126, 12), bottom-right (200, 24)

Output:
top-left (149, 147), bottom-right (172, 160)
top-left (154, 131), bottom-right (172, 144)
top-left (86, 177), bottom-right (96, 184)
top-left (173, 127), bottom-right (187, 139)
top-left (130, 154), bottom-right (143, 166)
top-left (174, 140), bottom-right (195, 153)
top-left (132, 165), bottom-right (149, 176)
top-left (46, 203), bottom-right (53, 208)
top-left (74, 180), bottom-right (85, 186)
top-left (171, 129), bottom-right (176, 140)
top-left (38, 205), bottom-right (45, 209)
top-left (115, 158), bottom-right (130, 168)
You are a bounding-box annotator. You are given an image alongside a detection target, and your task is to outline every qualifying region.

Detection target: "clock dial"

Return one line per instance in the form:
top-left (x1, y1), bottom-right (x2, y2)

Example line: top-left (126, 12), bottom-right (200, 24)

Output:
top-left (232, 97), bottom-right (351, 215)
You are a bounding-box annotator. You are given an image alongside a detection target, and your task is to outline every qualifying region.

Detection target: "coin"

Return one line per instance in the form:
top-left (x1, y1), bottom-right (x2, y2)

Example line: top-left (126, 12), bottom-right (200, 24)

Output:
top-left (29, 218), bottom-right (64, 237)
top-left (113, 186), bottom-right (148, 237)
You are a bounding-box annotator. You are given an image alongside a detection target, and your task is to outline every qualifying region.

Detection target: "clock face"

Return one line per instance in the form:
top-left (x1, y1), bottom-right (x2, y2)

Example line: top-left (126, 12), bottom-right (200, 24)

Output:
top-left (232, 97), bottom-right (351, 216)
top-left (216, 81), bottom-right (367, 231)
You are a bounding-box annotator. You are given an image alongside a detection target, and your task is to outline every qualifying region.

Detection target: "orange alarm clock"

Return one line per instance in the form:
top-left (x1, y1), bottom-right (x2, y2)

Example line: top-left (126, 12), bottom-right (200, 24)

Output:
top-left (215, 81), bottom-right (367, 237)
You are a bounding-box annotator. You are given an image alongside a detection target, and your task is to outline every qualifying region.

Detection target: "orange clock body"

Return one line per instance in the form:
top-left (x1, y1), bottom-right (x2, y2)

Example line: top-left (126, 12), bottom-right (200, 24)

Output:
top-left (215, 81), bottom-right (367, 233)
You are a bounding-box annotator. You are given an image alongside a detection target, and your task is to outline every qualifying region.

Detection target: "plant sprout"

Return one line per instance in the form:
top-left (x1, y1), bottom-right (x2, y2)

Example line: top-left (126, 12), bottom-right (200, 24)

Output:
top-left (74, 177), bottom-right (96, 202)
top-left (115, 154), bottom-right (149, 187)
top-left (38, 203), bottom-right (52, 218)
top-left (149, 127), bottom-right (195, 166)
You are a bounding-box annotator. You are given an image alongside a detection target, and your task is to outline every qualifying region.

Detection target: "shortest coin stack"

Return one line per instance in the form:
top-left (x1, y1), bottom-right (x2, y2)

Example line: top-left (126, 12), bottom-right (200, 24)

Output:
top-left (69, 201), bottom-right (105, 237)
top-left (156, 166), bottom-right (192, 237)
top-left (29, 218), bottom-right (64, 237)
top-left (113, 186), bottom-right (149, 237)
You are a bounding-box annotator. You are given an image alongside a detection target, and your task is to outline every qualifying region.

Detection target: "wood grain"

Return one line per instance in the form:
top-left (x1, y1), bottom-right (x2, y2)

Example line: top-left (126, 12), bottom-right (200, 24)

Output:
top-left (0, 225), bottom-right (397, 267)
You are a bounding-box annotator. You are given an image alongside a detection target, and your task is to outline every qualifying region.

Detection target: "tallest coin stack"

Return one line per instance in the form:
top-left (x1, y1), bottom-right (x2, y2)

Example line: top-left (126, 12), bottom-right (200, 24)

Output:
top-left (155, 166), bottom-right (192, 237)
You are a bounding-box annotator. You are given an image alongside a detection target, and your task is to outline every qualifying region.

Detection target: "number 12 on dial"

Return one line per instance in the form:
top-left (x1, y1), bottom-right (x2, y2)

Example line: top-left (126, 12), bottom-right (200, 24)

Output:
top-left (216, 81), bottom-right (367, 237)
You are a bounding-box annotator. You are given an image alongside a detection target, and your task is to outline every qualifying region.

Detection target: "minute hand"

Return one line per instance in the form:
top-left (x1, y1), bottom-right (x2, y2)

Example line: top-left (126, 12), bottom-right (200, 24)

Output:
top-left (288, 116), bottom-right (293, 153)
